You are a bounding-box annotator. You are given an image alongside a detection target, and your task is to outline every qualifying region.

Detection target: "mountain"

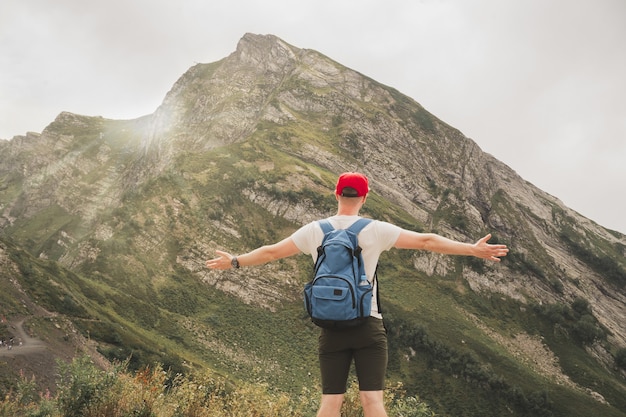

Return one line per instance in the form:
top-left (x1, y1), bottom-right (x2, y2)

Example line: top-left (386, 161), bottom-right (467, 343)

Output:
top-left (1, 33), bottom-right (625, 417)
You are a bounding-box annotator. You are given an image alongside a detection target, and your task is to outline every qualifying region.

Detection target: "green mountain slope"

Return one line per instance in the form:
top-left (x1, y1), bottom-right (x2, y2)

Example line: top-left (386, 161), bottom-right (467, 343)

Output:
top-left (1, 33), bottom-right (625, 417)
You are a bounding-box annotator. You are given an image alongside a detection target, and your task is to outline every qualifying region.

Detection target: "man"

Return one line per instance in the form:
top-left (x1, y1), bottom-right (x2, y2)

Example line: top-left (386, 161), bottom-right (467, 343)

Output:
top-left (206, 172), bottom-right (509, 417)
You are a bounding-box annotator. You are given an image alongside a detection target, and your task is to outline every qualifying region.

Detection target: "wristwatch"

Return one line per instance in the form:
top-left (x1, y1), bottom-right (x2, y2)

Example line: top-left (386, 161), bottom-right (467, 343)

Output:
top-left (231, 257), bottom-right (240, 269)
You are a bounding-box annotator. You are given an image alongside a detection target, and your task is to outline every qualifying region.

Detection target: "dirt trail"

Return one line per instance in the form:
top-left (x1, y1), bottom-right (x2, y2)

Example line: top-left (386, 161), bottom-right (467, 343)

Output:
top-left (0, 318), bottom-right (47, 357)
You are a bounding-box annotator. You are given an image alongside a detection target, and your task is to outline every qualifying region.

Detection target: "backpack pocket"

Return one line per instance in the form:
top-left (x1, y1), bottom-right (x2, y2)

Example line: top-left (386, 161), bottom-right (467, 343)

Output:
top-left (304, 277), bottom-right (355, 322)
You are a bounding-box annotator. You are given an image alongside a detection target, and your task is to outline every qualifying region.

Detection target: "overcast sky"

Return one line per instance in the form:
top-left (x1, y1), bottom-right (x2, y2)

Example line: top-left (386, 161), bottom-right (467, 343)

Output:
top-left (1, 0), bottom-right (625, 233)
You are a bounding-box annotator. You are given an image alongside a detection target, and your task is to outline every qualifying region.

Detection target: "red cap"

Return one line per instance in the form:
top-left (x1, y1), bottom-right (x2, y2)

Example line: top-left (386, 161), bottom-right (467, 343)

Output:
top-left (335, 172), bottom-right (369, 197)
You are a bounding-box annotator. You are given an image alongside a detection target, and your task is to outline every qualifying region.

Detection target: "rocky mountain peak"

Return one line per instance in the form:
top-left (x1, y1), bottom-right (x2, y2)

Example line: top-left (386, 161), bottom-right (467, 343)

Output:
top-left (234, 33), bottom-right (300, 70)
top-left (141, 34), bottom-right (303, 162)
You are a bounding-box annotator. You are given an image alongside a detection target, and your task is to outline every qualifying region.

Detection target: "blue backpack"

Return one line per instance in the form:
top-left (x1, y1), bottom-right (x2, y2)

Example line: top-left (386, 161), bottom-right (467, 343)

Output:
top-left (303, 218), bottom-right (376, 328)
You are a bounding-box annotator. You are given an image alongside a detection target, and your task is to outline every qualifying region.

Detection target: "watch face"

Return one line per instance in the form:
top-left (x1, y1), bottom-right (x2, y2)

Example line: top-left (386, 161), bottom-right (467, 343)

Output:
top-left (231, 257), bottom-right (239, 268)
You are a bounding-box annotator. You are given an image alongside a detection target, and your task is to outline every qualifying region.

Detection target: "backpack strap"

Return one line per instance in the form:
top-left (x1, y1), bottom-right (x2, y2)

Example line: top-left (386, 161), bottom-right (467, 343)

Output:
top-left (349, 218), bottom-right (381, 313)
top-left (318, 218), bottom-right (372, 235)
top-left (373, 265), bottom-right (383, 315)
top-left (346, 218), bottom-right (372, 235)
top-left (318, 219), bottom-right (335, 234)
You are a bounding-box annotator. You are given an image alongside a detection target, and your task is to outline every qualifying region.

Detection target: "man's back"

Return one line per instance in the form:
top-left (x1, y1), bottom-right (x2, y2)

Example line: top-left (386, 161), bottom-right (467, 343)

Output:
top-left (291, 215), bottom-right (402, 319)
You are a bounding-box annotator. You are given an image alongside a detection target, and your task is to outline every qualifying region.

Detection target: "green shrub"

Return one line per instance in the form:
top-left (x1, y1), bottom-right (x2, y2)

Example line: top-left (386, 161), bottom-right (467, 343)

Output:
top-left (0, 357), bottom-right (441, 417)
top-left (535, 298), bottom-right (605, 346)
top-left (571, 297), bottom-right (591, 315)
top-left (615, 348), bottom-right (626, 370)
top-left (56, 356), bottom-right (118, 417)
top-left (571, 314), bottom-right (604, 345)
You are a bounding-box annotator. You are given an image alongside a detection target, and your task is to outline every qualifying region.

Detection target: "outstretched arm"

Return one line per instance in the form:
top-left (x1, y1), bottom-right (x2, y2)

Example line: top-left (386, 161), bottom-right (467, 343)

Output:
top-left (206, 237), bottom-right (301, 270)
top-left (394, 231), bottom-right (508, 262)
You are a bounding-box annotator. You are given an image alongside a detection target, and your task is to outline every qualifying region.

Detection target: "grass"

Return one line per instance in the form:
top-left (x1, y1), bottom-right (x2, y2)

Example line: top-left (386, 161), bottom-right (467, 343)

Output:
top-left (0, 355), bottom-right (435, 417)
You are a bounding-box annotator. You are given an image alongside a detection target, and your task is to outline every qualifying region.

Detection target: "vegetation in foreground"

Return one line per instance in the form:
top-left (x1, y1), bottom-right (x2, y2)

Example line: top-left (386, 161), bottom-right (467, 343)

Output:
top-left (0, 355), bottom-right (435, 417)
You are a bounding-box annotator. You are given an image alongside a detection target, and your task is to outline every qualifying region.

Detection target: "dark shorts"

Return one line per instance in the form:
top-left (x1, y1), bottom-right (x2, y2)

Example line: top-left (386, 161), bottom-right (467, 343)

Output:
top-left (318, 317), bottom-right (388, 394)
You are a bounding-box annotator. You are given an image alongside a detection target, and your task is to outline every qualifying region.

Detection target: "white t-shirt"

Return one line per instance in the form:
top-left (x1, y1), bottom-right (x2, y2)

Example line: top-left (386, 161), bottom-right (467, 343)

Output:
top-left (290, 215), bottom-right (402, 319)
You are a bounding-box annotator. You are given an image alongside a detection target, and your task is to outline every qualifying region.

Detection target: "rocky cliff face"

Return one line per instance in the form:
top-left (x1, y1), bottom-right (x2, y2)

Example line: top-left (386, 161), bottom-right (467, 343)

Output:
top-left (139, 33), bottom-right (626, 346)
top-left (1, 33), bottom-right (625, 393)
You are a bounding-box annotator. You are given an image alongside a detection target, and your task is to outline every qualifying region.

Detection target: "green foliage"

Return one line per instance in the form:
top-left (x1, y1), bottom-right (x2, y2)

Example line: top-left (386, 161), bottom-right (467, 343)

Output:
top-left (389, 395), bottom-right (436, 417)
top-left (615, 348), bottom-right (626, 370)
top-left (506, 251), bottom-right (547, 280)
top-left (158, 282), bottom-right (200, 316)
top-left (0, 356), bottom-right (437, 417)
top-left (564, 235), bottom-right (625, 287)
top-left (534, 297), bottom-right (605, 346)
top-left (387, 87), bottom-right (436, 133)
top-left (557, 217), bottom-right (626, 288)
top-left (6, 246), bottom-right (91, 318)
top-left (385, 315), bottom-right (558, 416)
top-left (56, 356), bottom-right (119, 417)
top-left (429, 189), bottom-right (472, 233)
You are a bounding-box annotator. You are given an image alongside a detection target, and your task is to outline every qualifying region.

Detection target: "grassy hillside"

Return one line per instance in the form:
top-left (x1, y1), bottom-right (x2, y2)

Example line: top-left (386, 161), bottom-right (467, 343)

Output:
top-left (2, 139), bottom-right (625, 416)
top-left (3, 227), bottom-right (624, 416)
top-left (1, 39), bottom-right (625, 415)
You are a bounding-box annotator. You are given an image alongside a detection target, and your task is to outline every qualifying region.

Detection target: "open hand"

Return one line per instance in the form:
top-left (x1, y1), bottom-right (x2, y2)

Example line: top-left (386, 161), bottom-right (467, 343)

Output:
top-left (206, 250), bottom-right (234, 270)
top-left (474, 234), bottom-right (509, 262)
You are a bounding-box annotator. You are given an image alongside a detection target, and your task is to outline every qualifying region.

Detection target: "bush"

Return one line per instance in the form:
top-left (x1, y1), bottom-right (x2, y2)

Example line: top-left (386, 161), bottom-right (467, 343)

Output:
top-left (615, 348), bottom-right (626, 370)
top-left (0, 356), bottom-right (437, 417)
top-left (571, 314), bottom-right (604, 345)
top-left (535, 299), bottom-right (605, 346)
top-left (55, 356), bottom-right (119, 417)
top-left (571, 297), bottom-right (591, 315)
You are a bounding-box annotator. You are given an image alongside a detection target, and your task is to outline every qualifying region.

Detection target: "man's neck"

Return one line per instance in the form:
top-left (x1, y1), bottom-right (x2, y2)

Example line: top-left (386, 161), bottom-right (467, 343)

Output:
top-left (336, 204), bottom-right (361, 216)
top-left (336, 195), bottom-right (365, 216)
top-left (336, 209), bottom-right (360, 216)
